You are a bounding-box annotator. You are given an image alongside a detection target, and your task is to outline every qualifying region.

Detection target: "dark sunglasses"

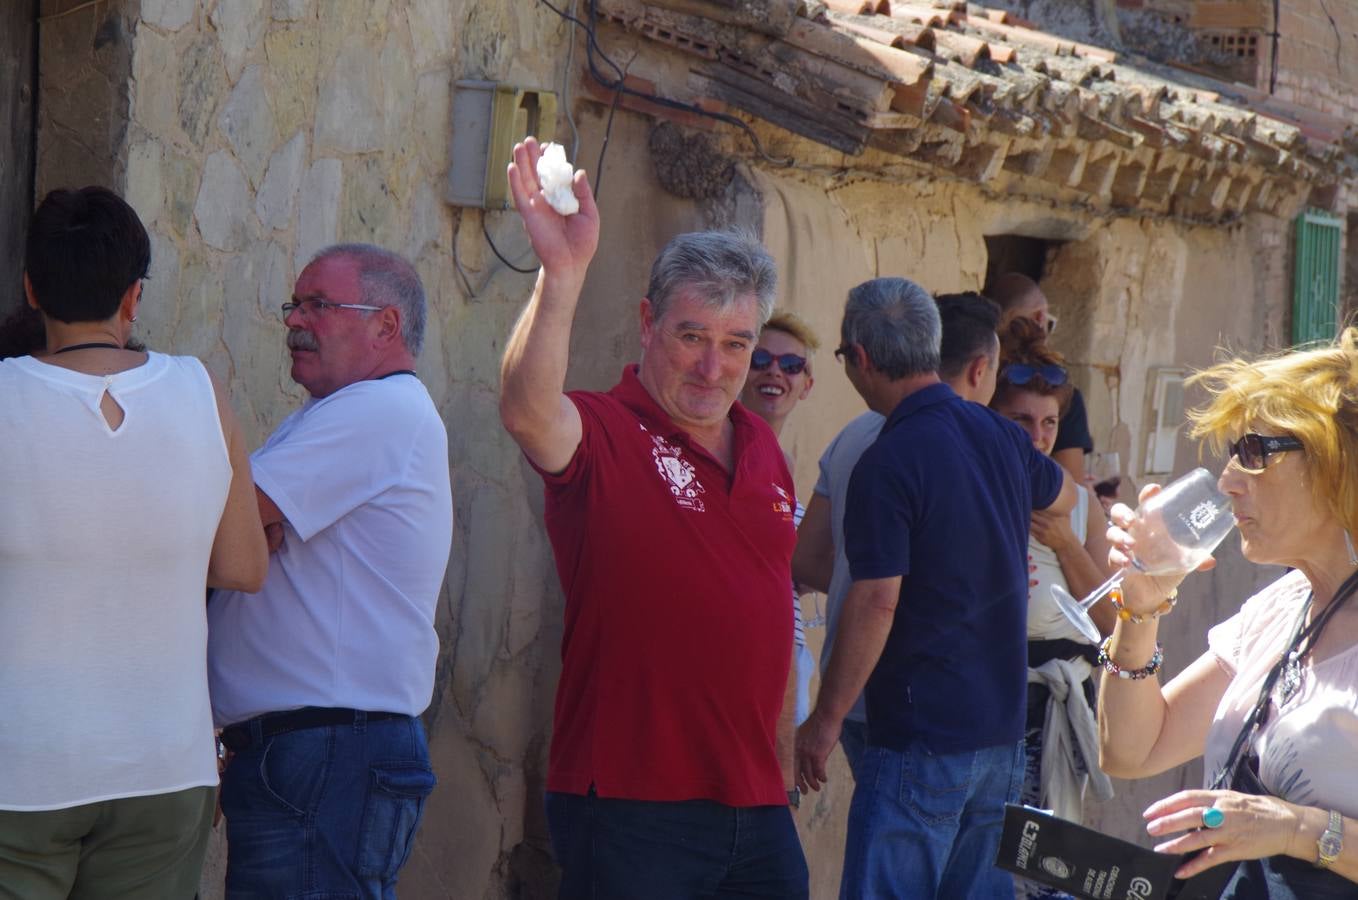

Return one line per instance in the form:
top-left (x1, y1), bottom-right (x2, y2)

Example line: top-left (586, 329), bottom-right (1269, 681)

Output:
top-left (833, 343), bottom-right (853, 364)
top-left (751, 348), bottom-right (808, 375)
top-left (1228, 433), bottom-right (1304, 473)
top-left (1000, 364), bottom-right (1067, 386)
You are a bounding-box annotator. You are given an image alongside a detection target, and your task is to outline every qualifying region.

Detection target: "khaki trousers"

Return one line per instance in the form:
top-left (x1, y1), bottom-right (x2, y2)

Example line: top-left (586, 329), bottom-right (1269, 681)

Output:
top-left (0, 785), bottom-right (214, 900)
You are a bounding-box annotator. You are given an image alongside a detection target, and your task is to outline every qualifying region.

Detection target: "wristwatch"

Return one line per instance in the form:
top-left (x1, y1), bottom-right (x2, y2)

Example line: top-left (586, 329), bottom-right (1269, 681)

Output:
top-left (787, 788), bottom-right (801, 810)
top-left (1317, 809), bottom-right (1343, 869)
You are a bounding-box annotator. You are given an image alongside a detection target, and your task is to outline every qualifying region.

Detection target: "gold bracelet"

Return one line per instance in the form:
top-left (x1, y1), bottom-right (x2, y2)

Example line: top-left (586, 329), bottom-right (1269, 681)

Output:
top-left (1110, 586), bottom-right (1178, 624)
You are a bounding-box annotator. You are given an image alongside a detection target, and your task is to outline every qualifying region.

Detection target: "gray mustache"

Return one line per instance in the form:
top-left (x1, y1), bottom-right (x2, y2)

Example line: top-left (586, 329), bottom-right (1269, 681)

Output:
top-left (287, 330), bottom-right (318, 351)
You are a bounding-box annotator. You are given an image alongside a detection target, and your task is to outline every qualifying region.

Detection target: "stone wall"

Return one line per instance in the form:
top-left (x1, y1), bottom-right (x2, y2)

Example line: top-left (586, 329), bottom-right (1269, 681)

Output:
top-left (1272, 0), bottom-right (1358, 122)
top-left (34, 2), bottom-right (1298, 897)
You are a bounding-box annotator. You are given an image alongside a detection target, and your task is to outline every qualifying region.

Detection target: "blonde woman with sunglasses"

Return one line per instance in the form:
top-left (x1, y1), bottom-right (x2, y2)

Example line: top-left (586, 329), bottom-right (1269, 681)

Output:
top-left (1098, 328), bottom-right (1358, 898)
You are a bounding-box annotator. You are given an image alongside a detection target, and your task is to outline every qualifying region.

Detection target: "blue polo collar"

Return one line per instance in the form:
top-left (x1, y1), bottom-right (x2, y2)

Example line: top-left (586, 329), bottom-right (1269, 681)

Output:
top-left (881, 382), bottom-right (959, 434)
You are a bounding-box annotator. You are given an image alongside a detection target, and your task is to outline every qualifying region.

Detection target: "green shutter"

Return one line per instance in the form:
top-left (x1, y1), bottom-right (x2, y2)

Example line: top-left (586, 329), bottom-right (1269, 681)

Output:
top-left (1292, 208), bottom-right (1343, 345)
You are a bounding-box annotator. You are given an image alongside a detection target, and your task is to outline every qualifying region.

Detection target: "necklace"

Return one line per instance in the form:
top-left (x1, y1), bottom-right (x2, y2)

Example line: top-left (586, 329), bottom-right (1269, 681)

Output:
top-left (1272, 593), bottom-right (1315, 708)
top-left (53, 341), bottom-right (123, 354)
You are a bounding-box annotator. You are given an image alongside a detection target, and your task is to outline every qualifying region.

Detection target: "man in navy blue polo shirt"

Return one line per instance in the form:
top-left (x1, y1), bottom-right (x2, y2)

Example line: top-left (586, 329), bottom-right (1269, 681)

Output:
top-left (795, 277), bottom-right (1074, 899)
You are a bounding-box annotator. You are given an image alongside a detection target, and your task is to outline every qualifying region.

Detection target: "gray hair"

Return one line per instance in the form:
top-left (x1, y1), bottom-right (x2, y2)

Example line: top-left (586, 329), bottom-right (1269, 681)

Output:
top-left (841, 277), bottom-right (940, 379)
top-left (646, 230), bottom-right (777, 327)
top-left (311, 243), bottom-right (427, 355)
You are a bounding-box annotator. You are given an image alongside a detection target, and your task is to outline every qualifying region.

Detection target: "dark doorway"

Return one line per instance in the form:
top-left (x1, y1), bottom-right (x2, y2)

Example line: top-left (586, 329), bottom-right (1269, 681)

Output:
top-left (1, 1), bottom-right (38, 314)
top-left (982, 234), bottom-right (1058, 295)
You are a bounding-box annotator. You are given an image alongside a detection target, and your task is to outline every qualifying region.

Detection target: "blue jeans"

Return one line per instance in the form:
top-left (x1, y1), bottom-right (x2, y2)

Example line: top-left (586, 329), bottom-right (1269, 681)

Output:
top-left (545, 791), bottom-right (808, 900)
top-left (220, 714), bottom-right (435, 900)
top-left (840, 739), bottom-right (1024, 900)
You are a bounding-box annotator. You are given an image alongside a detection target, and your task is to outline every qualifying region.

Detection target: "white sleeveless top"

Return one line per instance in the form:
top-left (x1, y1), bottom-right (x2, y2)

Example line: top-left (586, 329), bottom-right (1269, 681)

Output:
top-left (1027, 484), bottom-right (1094, 643)
top-left (0, 353), bottom-right (231, 810)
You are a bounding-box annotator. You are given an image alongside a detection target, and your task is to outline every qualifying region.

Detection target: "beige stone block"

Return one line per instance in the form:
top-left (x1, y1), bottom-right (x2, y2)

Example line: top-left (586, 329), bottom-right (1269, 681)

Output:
top-left (404, 180), bottom-right (446, 262)
top-left (381, 28), bottom-right (415, 148)
top-left (142, 0), bottom-right (196, 31)
top-left (406, 0), bottom-right (453, 67)
top-left (413, 69), bottom-right (450, 172)
top-left (139, 230), bottom-right (180, 352)
top-left (318, 0), bottom-right (389, 62)
top-left (170, 251), bottom-right (225, 363)
top-left (272, 0), bottom-right (313, 20)
top-left (264, 25), bottom-right (320, 139)
top-left (296, 157), bottom-right (341, 266)
top-left (340, 156), bottom-right (400, 247)
top-left (218, 64), bottom-right (279, 187)
top-left (125, 138), bottom-right (164, 226)
top-left (315, 38), bottom-right (383, 154)
top-left (177, 34), bottom-right (225, 148)
top-left (162, 148), bottom-right (201, 239)
top-left (221, 242), bottom-right (291, 424)
top-left (256, 131), bottom-right (307, 231)
top-left (130, 28), bottom-right (179, 137)
top-left (209, 0), bottom-right (266, 82)
top-left (195, 150), bottom-right (257, 251)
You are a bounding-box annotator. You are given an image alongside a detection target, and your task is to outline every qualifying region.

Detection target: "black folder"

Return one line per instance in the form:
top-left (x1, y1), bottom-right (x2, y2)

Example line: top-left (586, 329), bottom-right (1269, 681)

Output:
top-left (995, 804), bottom-right (1233, 900)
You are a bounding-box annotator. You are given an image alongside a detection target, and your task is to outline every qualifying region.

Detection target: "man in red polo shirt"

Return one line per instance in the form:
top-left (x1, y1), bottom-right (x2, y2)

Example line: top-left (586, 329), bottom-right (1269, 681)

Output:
top-left (499, 139), bottom-right (807, 899)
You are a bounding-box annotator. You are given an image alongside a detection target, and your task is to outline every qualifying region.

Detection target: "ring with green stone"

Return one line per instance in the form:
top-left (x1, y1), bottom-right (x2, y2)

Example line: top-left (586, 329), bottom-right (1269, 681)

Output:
top-left (1202, 807), bottom-right (1225, 829)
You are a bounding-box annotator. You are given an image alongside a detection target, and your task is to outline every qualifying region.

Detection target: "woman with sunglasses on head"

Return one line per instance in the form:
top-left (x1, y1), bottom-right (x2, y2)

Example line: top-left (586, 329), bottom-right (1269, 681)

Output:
top-left (992, 273), bottom-right (1096, 488)
top-left (1098, 329), bottom-right (1358, 898)
top-left (739, 311), bottom-right (820, 732)
top-left (990, 318), bottom-right (1117, 899)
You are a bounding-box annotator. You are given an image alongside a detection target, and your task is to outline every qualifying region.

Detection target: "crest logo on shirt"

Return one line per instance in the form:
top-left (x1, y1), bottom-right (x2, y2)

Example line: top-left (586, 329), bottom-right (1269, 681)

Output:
top-left (650, 434), bottom-right (706, 512)
top-left (771, 482), bottom-right (793, 520)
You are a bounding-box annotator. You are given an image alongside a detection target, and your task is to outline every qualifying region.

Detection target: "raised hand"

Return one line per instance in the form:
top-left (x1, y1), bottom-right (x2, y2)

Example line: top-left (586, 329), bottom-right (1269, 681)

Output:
top-left (507, 137), bottom-right (600, 281)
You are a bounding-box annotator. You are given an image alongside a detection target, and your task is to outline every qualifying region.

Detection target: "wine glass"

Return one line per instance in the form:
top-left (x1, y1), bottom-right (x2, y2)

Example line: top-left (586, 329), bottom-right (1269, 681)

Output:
top-left (1052, 467), bottom-right (1235, 643)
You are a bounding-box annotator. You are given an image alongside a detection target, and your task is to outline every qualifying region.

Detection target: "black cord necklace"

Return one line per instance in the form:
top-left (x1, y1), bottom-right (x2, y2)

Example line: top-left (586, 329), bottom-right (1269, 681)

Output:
top-left (375, 369), bottom-right (417, 380)
top-left (52, 342), bottom-right (123, 354)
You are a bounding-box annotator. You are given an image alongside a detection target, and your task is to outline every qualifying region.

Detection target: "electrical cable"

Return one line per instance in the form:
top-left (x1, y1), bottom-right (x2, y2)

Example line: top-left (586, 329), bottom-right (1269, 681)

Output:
top-left (593, 78), bottom-right (624, 203)
top-left (536, 0), bottom-right (793, 169)
top-left (481, 216), bottom-right (539, 275)
top-left (560, 0), bottom-right (583, 161)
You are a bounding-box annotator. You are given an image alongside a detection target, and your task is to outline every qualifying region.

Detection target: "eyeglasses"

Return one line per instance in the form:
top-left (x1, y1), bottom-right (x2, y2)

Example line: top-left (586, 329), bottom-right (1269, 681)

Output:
top-left (1043, 313), bottom-right (1059, 336)
top-left (750, 348), bottom-right (808, 375)
top-left (281, 298), bottom-right (384, 317)
top-left (833, 343), bottom-right (853, 364)
top-left (1228, 433), bottom-right (1304, 473)
top-left (1000, 364), bottom-right (1067, 386)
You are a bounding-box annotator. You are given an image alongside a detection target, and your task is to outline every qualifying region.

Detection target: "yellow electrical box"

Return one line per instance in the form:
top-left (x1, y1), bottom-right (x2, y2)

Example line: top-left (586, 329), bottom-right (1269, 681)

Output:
top-left (448, 82), bottom-right (558, 209)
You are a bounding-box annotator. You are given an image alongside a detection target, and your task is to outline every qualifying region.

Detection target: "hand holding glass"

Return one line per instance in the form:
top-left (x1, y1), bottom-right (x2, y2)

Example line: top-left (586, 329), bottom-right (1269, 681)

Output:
top-left (1052, 467), bottom-right (1234, 643)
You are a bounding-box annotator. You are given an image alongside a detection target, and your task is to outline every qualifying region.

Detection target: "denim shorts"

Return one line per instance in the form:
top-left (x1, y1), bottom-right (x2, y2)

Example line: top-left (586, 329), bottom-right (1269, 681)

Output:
top-left (220, 713), bottom-right (435, 900)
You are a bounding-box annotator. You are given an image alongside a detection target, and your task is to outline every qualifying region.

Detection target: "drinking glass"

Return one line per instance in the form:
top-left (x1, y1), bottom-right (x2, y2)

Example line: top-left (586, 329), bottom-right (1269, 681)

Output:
top-left (1052, 467), bottom-right (1235, 643)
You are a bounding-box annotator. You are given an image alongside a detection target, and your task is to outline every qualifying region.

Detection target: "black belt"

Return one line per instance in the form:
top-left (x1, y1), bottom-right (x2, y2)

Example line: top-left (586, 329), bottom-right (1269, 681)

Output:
top-left (219, 707), bottom-right (407, 752)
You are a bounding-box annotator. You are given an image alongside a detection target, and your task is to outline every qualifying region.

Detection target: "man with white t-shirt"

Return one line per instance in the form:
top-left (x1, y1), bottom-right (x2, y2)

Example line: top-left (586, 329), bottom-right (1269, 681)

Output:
top-left (208, 244), bottom-right (453, 899)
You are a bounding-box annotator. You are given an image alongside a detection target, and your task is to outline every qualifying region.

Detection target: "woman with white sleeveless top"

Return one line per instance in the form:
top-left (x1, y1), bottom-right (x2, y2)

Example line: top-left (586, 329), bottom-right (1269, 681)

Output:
top-left (0, 187), bottom-right (267, 899)
top-left (990, 319), bottom-right (1117, 900)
